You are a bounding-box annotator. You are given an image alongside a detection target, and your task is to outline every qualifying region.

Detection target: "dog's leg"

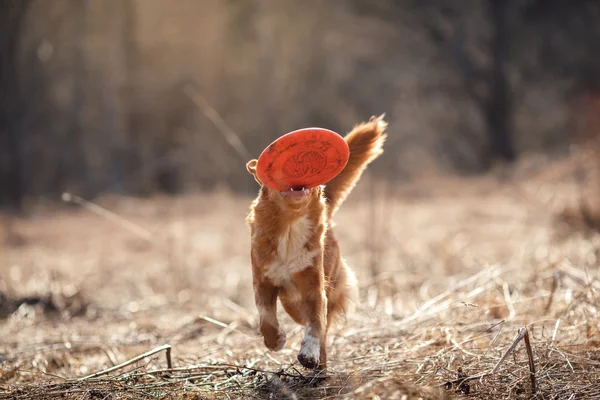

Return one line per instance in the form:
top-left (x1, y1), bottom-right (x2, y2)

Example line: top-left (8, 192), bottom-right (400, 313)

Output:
top-left (293, 260), bottom-right (328, 370)
top-left (254, 280), bottom-right (286, 351)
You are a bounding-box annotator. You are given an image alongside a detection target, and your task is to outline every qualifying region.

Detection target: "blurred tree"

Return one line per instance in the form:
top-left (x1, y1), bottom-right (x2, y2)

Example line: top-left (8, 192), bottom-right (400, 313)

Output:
top-left (414, 0), bottom-right (515, 169)
top-left (485, 0), bottom-right (514, 163)
top-left (120, 0), bottom-right (145, 194)
top-left (0, 0), bottom-right (30, 211)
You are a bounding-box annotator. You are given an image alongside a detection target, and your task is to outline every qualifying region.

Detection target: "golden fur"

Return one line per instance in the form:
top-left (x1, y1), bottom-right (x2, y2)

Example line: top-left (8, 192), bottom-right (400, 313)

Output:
top-left (245, 115), bottom-right (388, 371)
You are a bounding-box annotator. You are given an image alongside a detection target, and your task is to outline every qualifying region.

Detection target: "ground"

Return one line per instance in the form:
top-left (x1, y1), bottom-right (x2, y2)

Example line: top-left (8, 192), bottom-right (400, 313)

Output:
top-left (1, 171), bottom-right (599, 399)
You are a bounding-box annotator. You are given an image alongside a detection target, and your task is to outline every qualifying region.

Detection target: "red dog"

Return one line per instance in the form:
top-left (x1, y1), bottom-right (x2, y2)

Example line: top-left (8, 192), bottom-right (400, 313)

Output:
top-left (246, 116), bottom-right (387, 371)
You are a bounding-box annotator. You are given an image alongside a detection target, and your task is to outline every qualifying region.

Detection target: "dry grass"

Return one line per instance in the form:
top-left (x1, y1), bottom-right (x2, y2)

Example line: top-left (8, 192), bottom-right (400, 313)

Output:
top-left (1, 171), bottom-right (600, 399)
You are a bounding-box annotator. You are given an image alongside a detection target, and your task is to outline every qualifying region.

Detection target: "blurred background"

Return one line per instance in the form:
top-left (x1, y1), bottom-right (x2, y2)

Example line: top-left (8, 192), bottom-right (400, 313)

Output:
top-left (2, 0), bottom-right (600, 210)
top-left (3, 3), bottom-right (600, 397)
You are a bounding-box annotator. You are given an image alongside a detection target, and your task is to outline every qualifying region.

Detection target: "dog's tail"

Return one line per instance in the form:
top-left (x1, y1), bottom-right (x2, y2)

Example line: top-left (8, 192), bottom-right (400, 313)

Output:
top-left (325, 115), bottom-right (387, 218)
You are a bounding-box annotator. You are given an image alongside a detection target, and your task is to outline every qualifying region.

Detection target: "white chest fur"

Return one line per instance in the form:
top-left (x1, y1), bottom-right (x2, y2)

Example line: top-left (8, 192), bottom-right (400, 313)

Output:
top-left (263, 215), bottom-right (320, 286)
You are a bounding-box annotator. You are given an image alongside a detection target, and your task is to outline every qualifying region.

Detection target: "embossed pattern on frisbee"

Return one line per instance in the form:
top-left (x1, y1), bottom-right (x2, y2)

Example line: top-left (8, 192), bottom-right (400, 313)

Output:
top-left (255, 127), bottom-right (350, 191)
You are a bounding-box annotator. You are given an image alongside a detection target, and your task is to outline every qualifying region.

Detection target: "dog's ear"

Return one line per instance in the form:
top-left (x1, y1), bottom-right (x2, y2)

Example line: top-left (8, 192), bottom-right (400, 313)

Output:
top-left (246, 159), bottom-right (262, 186)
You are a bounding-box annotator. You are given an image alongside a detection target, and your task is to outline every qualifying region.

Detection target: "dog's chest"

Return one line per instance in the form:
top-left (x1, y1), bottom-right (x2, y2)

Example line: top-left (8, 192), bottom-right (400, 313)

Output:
top-left (263, 215), bottom-right (320, 285)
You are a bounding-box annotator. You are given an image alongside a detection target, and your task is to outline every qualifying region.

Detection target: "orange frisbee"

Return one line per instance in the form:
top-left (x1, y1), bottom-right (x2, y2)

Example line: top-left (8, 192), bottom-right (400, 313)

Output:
top-left (256, 127), bottom-right (349, 191)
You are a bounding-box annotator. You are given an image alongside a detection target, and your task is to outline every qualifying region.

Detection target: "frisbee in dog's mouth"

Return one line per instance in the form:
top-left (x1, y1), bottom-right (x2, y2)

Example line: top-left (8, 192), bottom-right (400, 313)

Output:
top-left (255, 127), bottom-right (349, 192)
top-left (280, 186), bottom-right (310, 198)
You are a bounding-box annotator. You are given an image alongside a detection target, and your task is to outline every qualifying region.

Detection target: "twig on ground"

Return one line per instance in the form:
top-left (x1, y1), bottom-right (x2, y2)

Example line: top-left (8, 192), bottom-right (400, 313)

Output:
top-left (544, 272), bottom-right (559, 315)
top-left (61, 193), bottom-right (154, 243)
top-left (201, 315), bottom-right (253, 340)
top-left (522, 327), bottom-right (537, 396)
top-left (78, 344), bottom-right (172, 381)
top-left (551, 319), bottom-right (561, 344)
top-left (502, 282), bottom-right (516, 319)
top-left (441, 326), bottom-right (533, 393)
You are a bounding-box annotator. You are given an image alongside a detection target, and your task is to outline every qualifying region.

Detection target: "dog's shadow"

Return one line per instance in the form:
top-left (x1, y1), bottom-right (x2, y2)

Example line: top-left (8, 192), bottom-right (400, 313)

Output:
top-left (256, 368), bottom-right (352, 400)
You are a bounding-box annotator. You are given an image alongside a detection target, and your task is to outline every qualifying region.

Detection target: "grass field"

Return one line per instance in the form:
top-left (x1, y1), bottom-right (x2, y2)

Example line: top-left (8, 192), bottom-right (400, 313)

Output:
top-left (1, 170), bottom-right (599, 399)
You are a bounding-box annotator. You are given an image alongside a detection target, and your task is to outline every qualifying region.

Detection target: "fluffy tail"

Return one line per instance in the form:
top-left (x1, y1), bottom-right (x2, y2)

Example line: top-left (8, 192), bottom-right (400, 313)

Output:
top-left (325, 115), bottom-right (387, 217)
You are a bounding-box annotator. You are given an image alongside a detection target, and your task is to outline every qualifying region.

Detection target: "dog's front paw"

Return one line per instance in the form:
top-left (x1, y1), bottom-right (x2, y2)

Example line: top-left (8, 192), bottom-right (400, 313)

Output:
top-left (264, 329), bottom-right (286, 351)
top-left (297, 335), bottom-right (320, 369)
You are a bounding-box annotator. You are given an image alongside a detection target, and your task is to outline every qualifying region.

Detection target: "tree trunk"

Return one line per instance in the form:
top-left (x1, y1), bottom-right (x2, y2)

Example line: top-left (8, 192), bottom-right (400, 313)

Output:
top-left (0, 0), bottom-right (30, 211)
top-left (486, 0), bottom-right (516, 163)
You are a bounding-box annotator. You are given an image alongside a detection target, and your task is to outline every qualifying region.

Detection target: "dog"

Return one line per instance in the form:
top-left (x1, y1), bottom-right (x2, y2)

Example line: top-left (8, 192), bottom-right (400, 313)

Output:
top-left (245, 115), bottom-right (387, 371)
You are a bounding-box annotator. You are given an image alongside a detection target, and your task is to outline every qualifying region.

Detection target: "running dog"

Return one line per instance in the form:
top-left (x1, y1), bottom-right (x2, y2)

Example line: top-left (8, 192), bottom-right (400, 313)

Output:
top-left (245, 115), bottom-right (387, 371)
